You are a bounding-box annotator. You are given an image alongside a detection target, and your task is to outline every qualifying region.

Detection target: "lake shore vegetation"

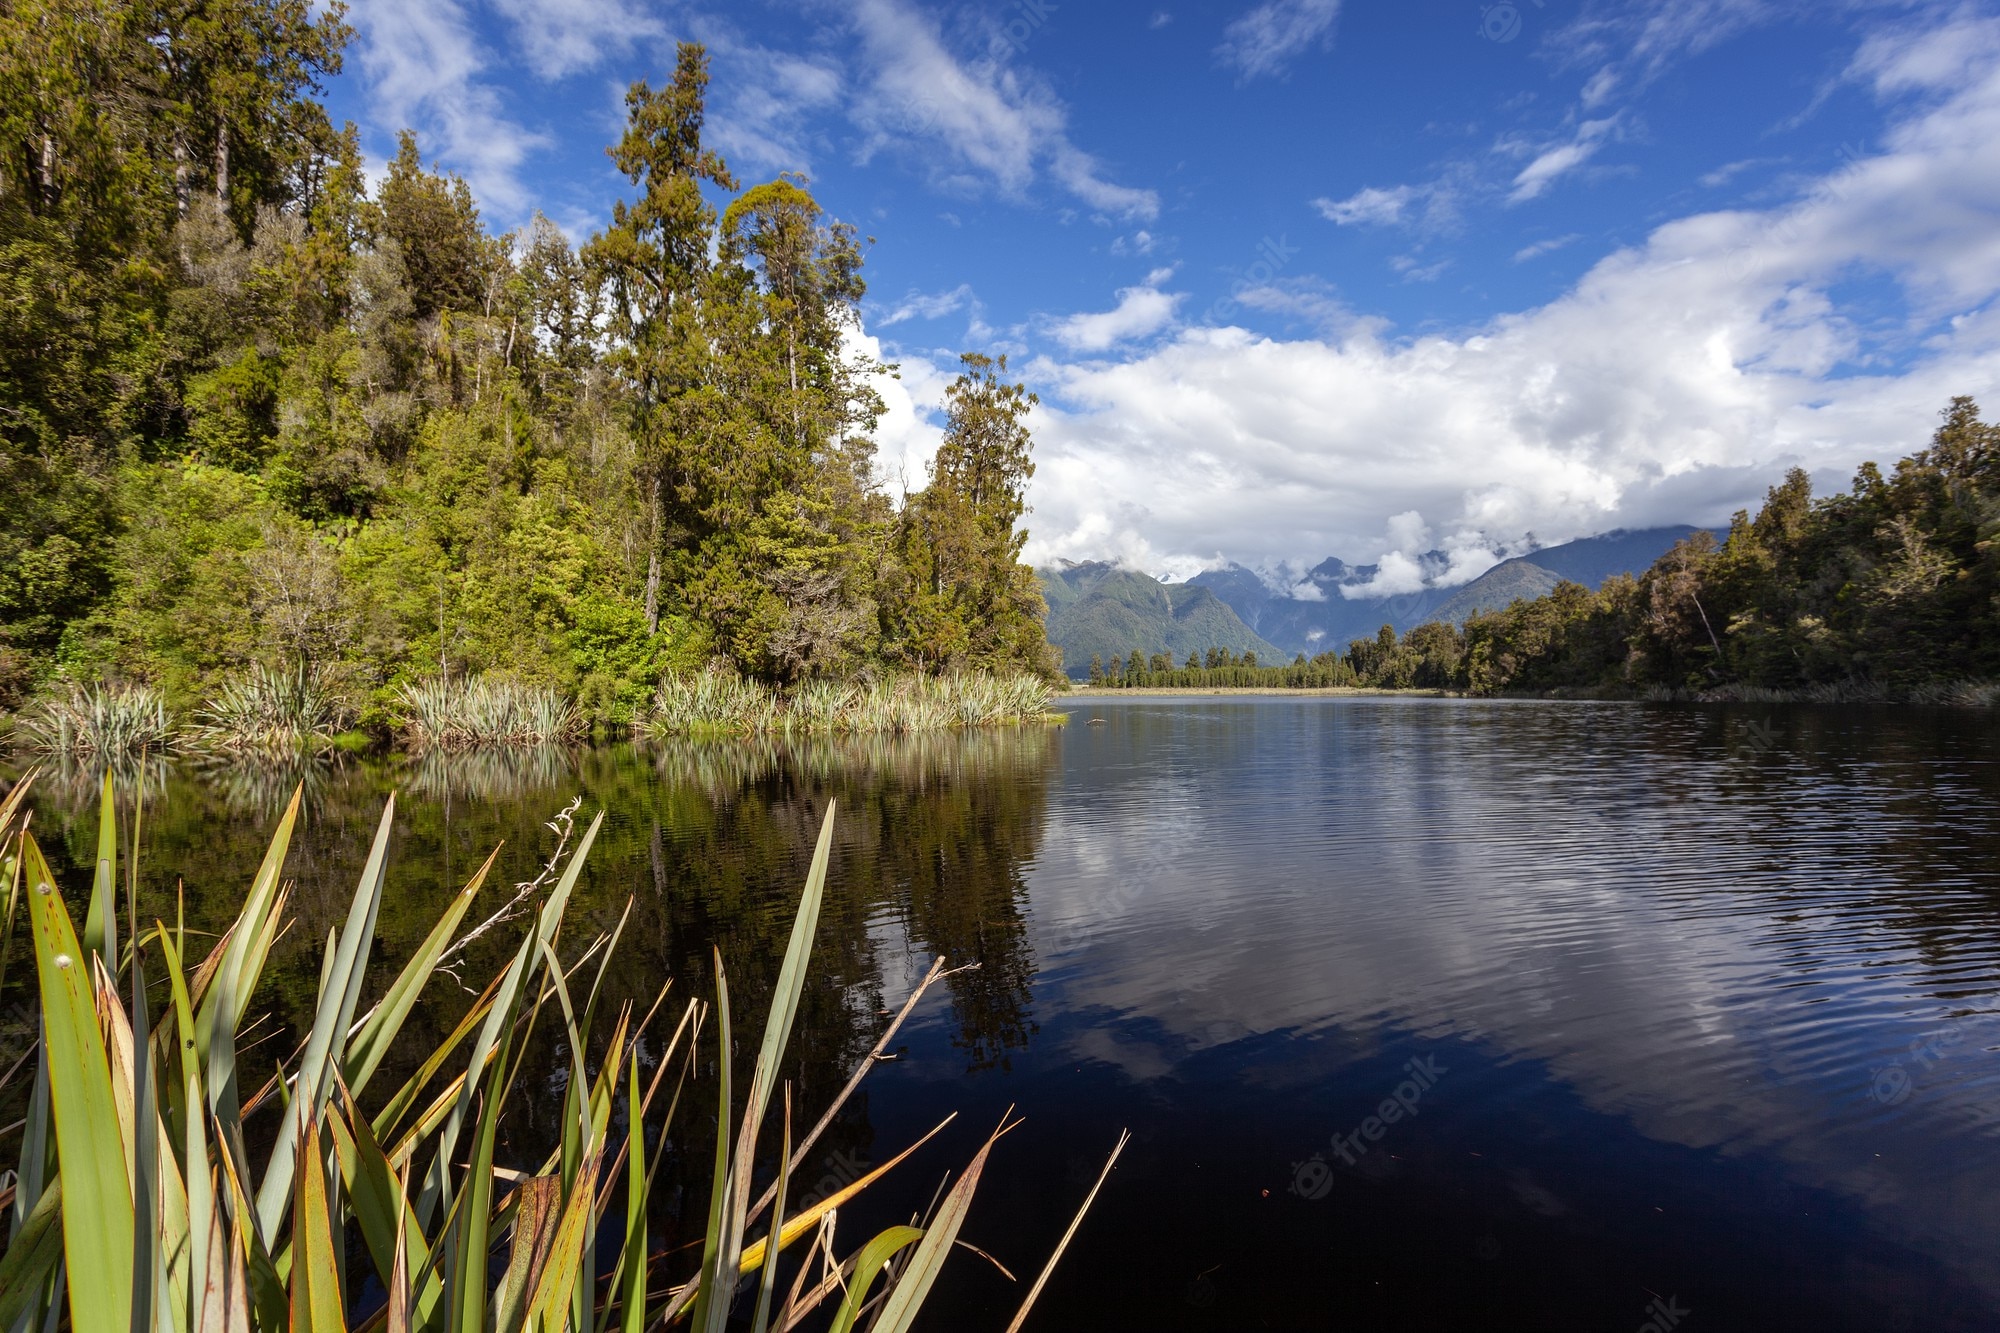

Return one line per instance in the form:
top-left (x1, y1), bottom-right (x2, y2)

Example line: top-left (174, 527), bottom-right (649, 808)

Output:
top-left (0, 10), bottom-right (1059, 751)
top-left (0, 770), bottom-right (1123, 1332)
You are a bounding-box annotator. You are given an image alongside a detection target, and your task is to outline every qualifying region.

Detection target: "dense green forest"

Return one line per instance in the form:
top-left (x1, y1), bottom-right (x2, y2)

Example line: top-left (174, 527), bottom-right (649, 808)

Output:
top-left (0, 3), bottom-right (1055, 733)
top-left (1087, 398), bottom-right (2000, 701)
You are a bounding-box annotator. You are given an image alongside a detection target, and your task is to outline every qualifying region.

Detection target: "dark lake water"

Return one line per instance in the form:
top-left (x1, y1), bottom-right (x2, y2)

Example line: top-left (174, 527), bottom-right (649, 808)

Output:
top-left (9, 697), bottom-right (2000, 1331)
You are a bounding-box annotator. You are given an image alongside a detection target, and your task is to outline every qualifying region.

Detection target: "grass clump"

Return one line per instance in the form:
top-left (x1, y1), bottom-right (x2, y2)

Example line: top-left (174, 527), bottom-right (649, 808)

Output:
top-left (18, 681), bottom-right (174, 755)
top-left (643, 668), bottom-right (1062, 737)
top-left (1907, 679), bottom-right (2000, 707)
top-left (193, 660), bottom-right (352, 751)
top-left (644, 668), bottom-right (782, 737)
top-left (396, 672), bottom-right (586, 748)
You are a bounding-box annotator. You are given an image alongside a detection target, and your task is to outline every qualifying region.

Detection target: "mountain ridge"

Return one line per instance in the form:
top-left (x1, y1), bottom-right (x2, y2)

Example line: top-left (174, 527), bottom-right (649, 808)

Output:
top-left (1040, 525), bottom-right (1721, 671)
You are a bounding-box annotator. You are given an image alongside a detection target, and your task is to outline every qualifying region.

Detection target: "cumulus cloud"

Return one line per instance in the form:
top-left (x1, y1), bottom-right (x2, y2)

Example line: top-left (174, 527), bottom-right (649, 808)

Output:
top-left (1050, 284), bottom-right (1183, 353)
top-left (855, 332), bottom-right (956, 500)
top-left (1216, 0), bottom-right (1343, 81)
top-left (1015, 18), bottom-right (2000, 574)
top-left (846, 0), bottom-right (1158, 219)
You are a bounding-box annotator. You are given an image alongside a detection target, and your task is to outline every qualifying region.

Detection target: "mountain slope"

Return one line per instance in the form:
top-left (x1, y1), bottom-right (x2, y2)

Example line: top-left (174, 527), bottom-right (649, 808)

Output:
top-left (1191, 525), bottom-right (1726, 657)
top-left (1518, 527), bottom-right (1721, 586)
top-left (1428, 559), bottom-right (1563, 624)
top-left (1039, 563), bottom-right (1281, 677)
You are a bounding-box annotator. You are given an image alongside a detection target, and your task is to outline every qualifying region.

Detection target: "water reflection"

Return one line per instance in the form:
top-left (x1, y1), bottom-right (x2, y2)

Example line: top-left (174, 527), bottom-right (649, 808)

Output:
top-left (399, 742), bottom-right (583, 805)
top-left (3, 726), bottom-right (1058, 1125)
top-left (982, 698), bottom-right (2000, 1330)
top-left (11, 702), bottom-right (2000, 1329)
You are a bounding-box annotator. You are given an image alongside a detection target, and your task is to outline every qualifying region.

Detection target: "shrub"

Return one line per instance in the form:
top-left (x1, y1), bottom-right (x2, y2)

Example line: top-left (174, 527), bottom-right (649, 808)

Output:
top-left (18, 681), bottom-right (174, 755)
top-left (396, 673), bottom-right (586, 747)
top-left (194, 660), bottom-right (353, 751)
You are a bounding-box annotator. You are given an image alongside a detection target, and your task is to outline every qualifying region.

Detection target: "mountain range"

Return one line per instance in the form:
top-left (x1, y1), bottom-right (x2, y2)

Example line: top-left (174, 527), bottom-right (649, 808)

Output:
top-left (1040, 526), bottom-right (1720, 675)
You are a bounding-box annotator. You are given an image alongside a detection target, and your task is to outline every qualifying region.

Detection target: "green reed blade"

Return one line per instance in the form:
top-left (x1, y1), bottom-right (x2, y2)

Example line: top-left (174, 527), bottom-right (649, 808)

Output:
top-left (869, 1124), bottom-right (1005, 1333)
top-left (0, 1180), bottom-right (63, 1332)
top-left (615, 1053), bottom-right (648, 1333)
top-left (256, 794), bottom-right (395, 1240)
top-left (156, 928), bottom-right (212, 1333)
top-left (21, 831), bottom-right (133, 1333)
top-left (288, 1114), bottom-right (345, 1333)
top-left (325, 1091), bottom-right (442, 1327)
top-left (688, 952), bottom-right (734, 1333)
top-left (345, 845), bottom-right (498, 1097)
top-left (130, 950), bottom-right (159, 1333)
top-left (84, 771), bottom-right (115, 974)
top-left (748, 1090), bottom-right (793, 1333)
top-left (418, 811), bottom-right (602, 1231)
top-left (825, 1227), bottom-right (924, 1333)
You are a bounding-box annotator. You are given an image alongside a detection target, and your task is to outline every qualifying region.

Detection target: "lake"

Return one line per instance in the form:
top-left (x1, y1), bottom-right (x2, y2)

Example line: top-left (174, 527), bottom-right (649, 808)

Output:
top-left (9, 697), bottom-right (2000, 1331)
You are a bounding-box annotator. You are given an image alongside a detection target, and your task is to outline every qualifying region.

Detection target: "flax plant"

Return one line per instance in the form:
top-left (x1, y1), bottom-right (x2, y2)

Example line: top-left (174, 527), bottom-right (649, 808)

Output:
top-left (0, 770), bottom-right (1120, 1333)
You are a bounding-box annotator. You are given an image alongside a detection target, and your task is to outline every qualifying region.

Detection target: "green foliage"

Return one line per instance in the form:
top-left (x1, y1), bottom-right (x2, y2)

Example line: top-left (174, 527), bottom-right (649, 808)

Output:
top-left (642, 667), bottom-right (1060, 736)
top-left (194, 659), bottom-right (351, 750)
top-left (395, 674), bottom-right (586, 748)
top-left (19, 681), bottom-right (173, 754)
top-left (881, 354), bottom-right (1058, 677)
top-left (0, 13), bottom-right (1057, 728)
top-left (1457, 398), bottom-right (2000, 698)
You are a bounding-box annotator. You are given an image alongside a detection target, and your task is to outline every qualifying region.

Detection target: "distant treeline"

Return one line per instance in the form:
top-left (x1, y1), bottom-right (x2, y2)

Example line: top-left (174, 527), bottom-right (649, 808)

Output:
top-left (1083, 630), bottom-right (1459, 690)
top-left (1089, 397), bottom-right (2000, 700)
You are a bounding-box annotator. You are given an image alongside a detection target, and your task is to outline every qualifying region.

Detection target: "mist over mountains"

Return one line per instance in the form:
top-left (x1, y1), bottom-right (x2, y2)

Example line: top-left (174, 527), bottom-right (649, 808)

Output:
top-left (1041, 526), bottom-right (1720, 675)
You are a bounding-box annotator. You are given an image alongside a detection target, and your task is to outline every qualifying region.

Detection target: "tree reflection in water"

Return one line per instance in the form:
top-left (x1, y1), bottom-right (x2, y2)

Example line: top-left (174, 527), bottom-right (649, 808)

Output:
top-left (3, 727), bottom-right (1057, 1247)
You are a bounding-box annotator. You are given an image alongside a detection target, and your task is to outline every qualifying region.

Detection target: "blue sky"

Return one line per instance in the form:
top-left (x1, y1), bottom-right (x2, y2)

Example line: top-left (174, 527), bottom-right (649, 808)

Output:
top-left (325, 0), bottom-right (2000, 592)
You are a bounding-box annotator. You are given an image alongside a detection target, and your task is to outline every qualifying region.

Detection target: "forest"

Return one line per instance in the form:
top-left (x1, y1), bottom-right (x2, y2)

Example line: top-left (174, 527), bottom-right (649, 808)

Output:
top-left (1086, 397), bottom-right (2000, 701)
top-left (0, 4), bottom-right (1056, 739)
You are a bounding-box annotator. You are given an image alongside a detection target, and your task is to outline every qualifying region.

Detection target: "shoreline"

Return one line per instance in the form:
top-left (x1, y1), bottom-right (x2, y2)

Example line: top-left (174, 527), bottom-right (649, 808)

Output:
top-left (1056, 686), bottom-right (1455, 699)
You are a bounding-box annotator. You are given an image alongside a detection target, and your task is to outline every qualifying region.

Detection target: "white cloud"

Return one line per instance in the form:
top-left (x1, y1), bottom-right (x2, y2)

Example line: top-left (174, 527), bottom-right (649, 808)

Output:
top-left (1700, 157), bottom-right (1776, 188)
top-left (878, 283), bottom-right (978, 327)
top-left (1312, 170), bottom-right (1465, 232)
top-left (855, 334), bottom-right (955, 500)
top-left (847, 0), bottom-right (1158, 220)
top-left (1551, 0), bottom-right (1787, 104)
top-left (1390, 254), bottom-right (1451, 283)
top-left (1508, 117), bottom-right (1619, 204)
top-left (488, 0), bottom-right (663, 81)
top-left (1217, 0), bottom-right (1343, 81)
top-left (1050, 281), bottom-right (1184, 352)
top-left (1513, 234), bottom-right (1583, 263)
top-left (346, 0), bottom-right (548, 215)
top-left (1314, 184), bottom-right (1417, 226)
top-left (1111, 229), bottom-right (1159, 256)
top-left (1018, 20), bottom-right (2000, 574)
top-left (699, 30), bottom-right (846, 176)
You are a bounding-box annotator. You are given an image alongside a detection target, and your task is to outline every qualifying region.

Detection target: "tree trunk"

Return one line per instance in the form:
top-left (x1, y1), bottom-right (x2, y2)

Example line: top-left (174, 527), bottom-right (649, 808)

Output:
top-left (173, 135), bottom-right (190, 217)
top-left (643, 478), bottom-right (664, 635)
top-left (214, 124), bottom-right (229, 205)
